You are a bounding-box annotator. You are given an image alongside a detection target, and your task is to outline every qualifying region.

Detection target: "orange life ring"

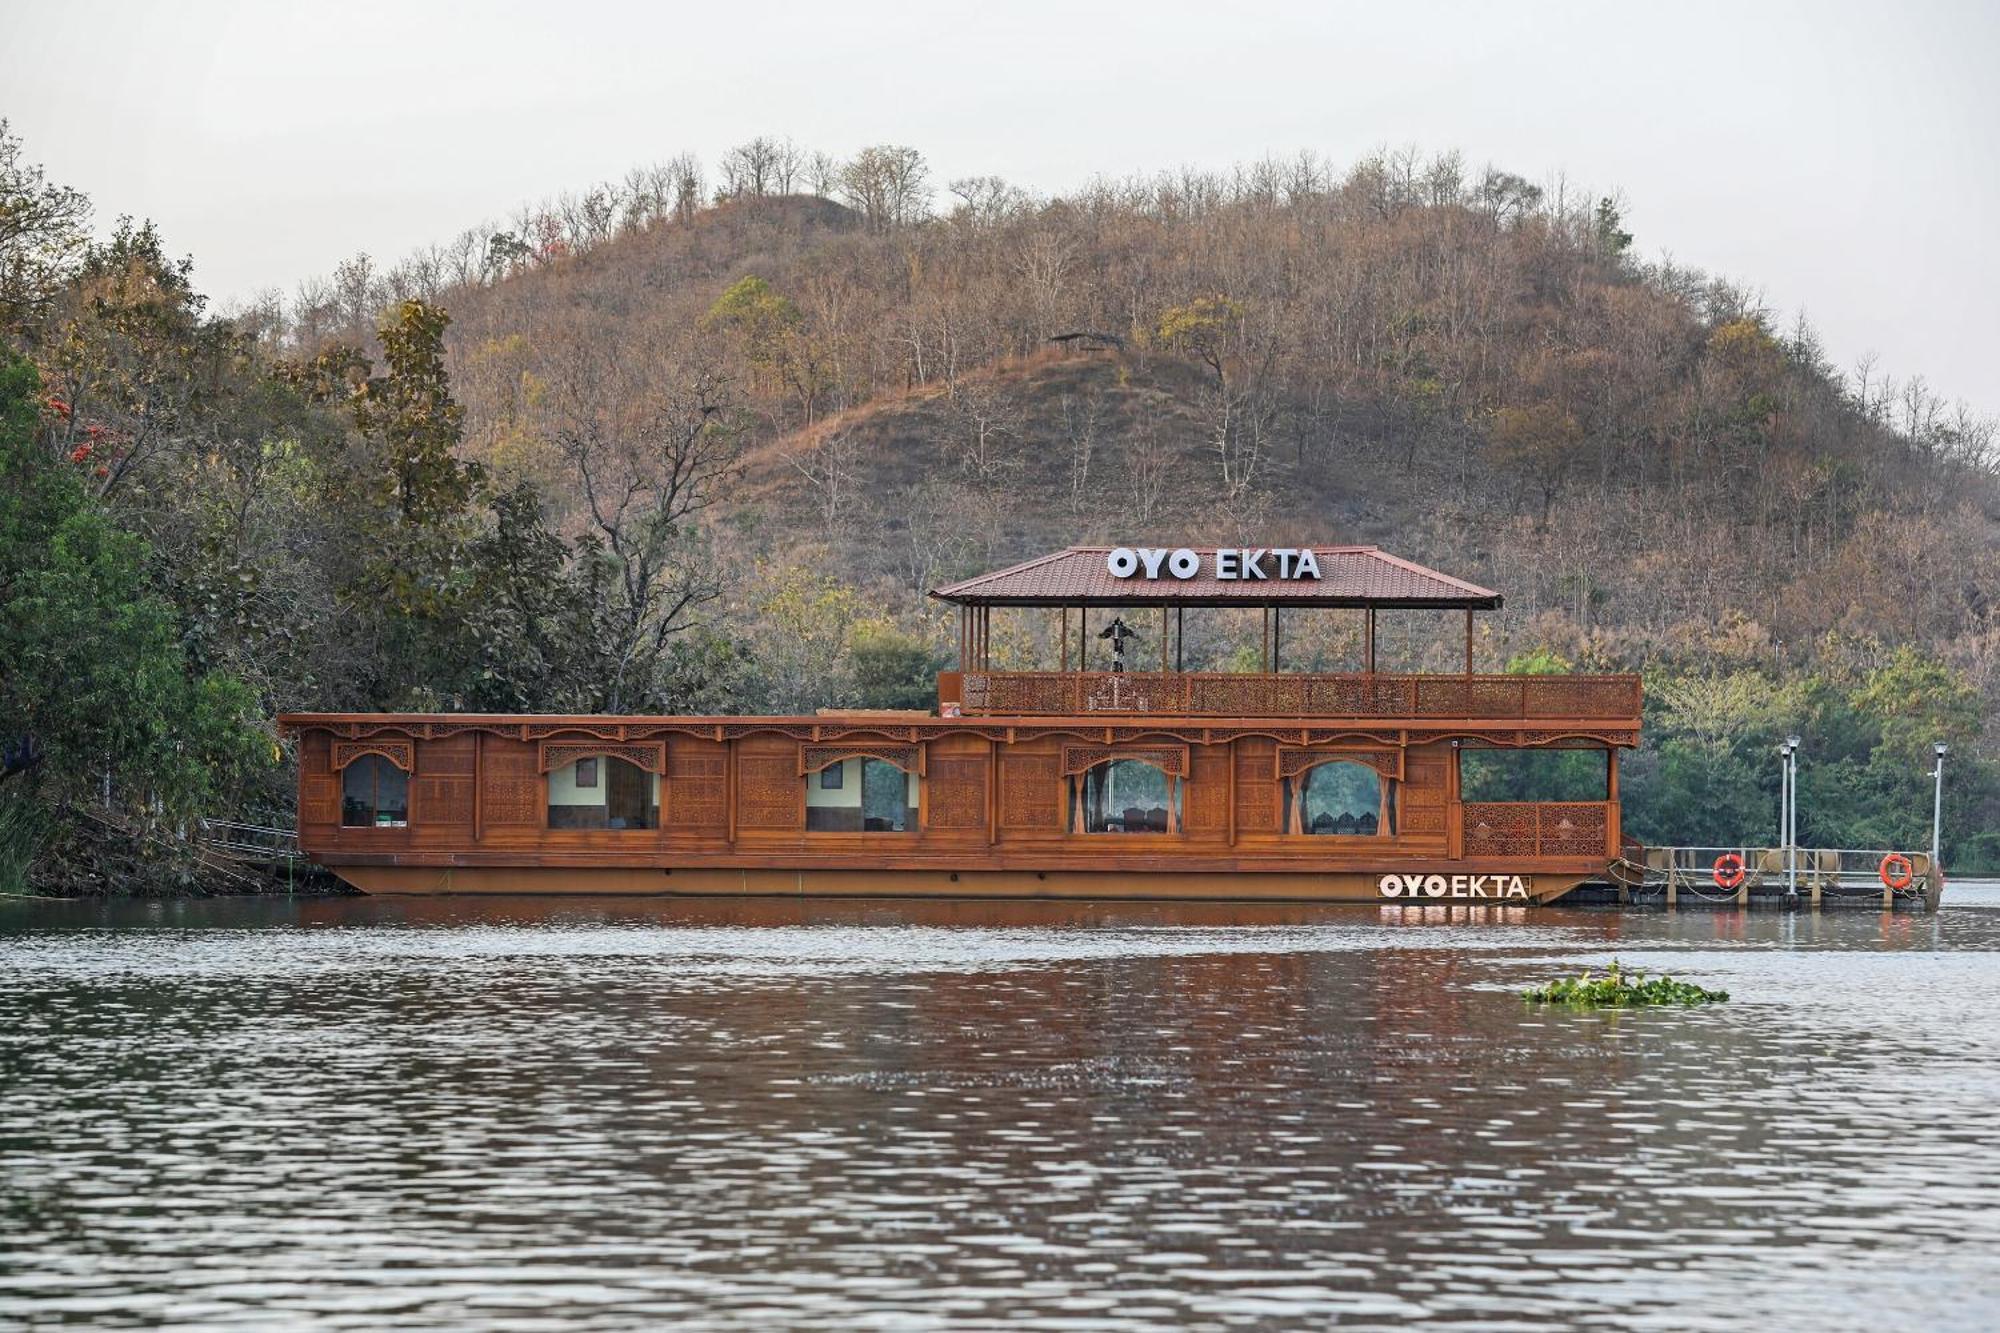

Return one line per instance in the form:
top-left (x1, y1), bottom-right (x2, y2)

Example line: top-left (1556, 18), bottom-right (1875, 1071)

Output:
top-left (1879, 853), bottom-right (1915, 890)
top-left (1713, 852), bottom-right (1746, 889)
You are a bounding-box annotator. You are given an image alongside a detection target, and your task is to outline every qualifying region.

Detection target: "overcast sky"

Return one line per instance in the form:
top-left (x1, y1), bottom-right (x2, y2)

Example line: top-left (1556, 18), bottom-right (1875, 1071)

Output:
top-left (4, 0), bottom-right (1995, 416)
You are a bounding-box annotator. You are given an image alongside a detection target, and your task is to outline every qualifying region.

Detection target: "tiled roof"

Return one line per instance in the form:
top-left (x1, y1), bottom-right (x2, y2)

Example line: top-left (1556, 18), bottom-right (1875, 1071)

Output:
top-left (930, 546), bottom-right (1501, 608)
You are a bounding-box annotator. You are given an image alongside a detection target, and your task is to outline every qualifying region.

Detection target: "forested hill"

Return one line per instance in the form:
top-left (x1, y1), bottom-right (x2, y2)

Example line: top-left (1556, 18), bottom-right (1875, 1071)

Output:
top-left (3, 127), bottom-right (1997, 889)
top-left (276, 144), bottom-right (1999, 665)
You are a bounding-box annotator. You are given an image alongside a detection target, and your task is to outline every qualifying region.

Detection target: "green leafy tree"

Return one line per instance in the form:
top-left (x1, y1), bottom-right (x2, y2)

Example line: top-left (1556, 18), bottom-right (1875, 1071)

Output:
top-left (0, 120), bottom-right (91, 338)
top-left (0, 352), bottom-right (266, 889)
top-left (849, 623), bottom-right (944, 710)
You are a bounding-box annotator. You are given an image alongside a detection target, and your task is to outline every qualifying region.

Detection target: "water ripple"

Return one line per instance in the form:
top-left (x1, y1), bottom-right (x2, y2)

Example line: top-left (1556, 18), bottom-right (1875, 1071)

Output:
top-left (2, 889), bottom-right (1997, 1329)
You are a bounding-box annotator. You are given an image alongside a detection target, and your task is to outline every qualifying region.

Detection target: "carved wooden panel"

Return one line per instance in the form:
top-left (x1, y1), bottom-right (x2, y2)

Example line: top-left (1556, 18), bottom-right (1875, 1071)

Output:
top-left (1275, 746), bottom-right (1400, 781)
top-left (1462, 803), bottom-right (1538, 858)
top-left (302, 776), bottom-right (339, 825)
top-left (1539, 803), bottom-right (1610, 857)
top-left (667, 743), bottom-right (726, 831)
top-left (482, 742), bottom-right (542, 827)
top-left (1399, 755), bottom-right (1449, 834)
top-left (925, 754), bottom-right (988, 829)
top-left (1059, 745), bottom-right (1188, 778)
top-left (415, 735), bottom-right (476, 828)
top-left (539, 741), bottom-right (666, 774)
top-left (953, 670), bottom-right (1642, 721)
top-left (1000, 751), bottom-right (1062, 829)
top-left (1183, 746), bottom-right (1231, 836)
top-left (736, 754), bottom-right (803, 830)
top-left (1234, 741), bottom-right (1278, 834)
top-left (332, 740), bottom-right (413, 773)
top-left (801, 744), bottom-right (919, 775)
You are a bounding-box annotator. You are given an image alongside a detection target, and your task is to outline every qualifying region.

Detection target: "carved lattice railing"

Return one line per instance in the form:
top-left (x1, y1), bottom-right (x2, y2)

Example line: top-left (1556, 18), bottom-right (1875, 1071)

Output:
top-left (1461, 802), bottom-right (1612, 858)
top-left (956, 671), bottom-right (1641, 721)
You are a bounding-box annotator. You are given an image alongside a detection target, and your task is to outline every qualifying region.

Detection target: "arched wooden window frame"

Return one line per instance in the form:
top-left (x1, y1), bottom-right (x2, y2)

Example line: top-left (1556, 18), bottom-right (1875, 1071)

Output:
top-left (799, 744), bottom-right (923, 777)
top-left (800, 745), bottom-right (924, 833)
top-left (537, 741), bottom-right (667, 775)
top-left (1281, 754), bottom-right (1396, 837)
top-left (333, 744), bottom-right (413, 828)
top-left (331, 740), bottom-right (415, 774)
top-left (538, 741), bottom-right (666, 832)
top-left (1063, 745), bottom-right (1188, 835)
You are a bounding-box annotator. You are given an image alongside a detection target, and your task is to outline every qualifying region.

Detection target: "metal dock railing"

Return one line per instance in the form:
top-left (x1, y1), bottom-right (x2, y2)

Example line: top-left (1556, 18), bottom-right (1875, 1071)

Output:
top-left (1607, 844), bottom-right (1941, 909)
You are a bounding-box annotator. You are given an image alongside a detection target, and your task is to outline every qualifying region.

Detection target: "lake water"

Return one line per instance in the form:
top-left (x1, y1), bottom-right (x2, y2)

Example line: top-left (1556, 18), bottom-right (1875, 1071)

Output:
top-left (3, 887), bottom-right (1999, 1330)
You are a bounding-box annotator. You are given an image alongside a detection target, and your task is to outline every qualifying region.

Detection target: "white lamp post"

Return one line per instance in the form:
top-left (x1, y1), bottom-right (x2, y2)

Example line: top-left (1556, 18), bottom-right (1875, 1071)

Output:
top-left (1932, 742), bottom-right (1948, 872)
top-left (1785, 735), bottom-right (1802, 898)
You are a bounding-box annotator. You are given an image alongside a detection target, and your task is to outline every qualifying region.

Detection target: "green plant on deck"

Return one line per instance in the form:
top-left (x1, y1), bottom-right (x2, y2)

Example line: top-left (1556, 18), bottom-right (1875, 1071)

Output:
top-left (1523, 959), bottom-right (1728, 1006)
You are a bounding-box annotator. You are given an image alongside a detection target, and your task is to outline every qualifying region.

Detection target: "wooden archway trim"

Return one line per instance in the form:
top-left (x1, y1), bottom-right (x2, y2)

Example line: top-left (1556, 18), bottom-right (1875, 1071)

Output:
top-left (1060, 744), bottom-right (1189, 779)
top-left (800, 744), bottom-right (923, 777)
top-left (331, 740), bottom-right (414, 773)
top-left (537, 740), bottom-right (667, 775)
top-left (1275, 746), bottom-right (1403, 782)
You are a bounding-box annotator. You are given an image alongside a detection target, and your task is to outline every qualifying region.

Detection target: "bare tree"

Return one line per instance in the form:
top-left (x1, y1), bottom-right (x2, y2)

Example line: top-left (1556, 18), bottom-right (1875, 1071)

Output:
top-left (1125, 416), bottom-right (1173, 525)
top-left (668, 153), bottom-right (705, 223)
top-left (943, 380), bottom-right (1021, 485)
top-left (720, 137), bottom-right (791, 199)
top-left (786, 429), bottom-right (857, 533)
top-left (839, 145), bottom-right (931, 231)
top-left (1016, 230), bottom-right (1074, 339)
top-left (805, 150), bottom-right (839, 198)
top-left (1059, 390), bottom-right (1103, 524)
top-left (554, 366), bottom-right (746, 710)
top-left (948, 175), bottom-right (1026, 225)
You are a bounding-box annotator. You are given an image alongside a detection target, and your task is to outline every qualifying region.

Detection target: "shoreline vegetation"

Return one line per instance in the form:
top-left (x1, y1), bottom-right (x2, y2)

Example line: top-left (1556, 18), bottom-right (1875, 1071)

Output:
top-left (2, 123), bottom-right (1996, 895)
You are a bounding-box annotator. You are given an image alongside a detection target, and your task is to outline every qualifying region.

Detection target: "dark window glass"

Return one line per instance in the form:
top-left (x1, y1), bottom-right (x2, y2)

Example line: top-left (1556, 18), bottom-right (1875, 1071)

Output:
top-left (341, 754), bottom-right (409, 828)
top-left (575, 758), bottom-right (598, 788)
top-left (805, 758), bottom-right (915, 831)
top-left (1285, 761), bottom-right (1389, 836)
top-left (1072, 759), bottom-right (1179, 833)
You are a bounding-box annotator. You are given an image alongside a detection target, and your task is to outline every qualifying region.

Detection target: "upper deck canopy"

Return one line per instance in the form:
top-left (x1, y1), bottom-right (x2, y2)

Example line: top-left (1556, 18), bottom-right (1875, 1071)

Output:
top-left (930, 546), bottom-right (1502, 610)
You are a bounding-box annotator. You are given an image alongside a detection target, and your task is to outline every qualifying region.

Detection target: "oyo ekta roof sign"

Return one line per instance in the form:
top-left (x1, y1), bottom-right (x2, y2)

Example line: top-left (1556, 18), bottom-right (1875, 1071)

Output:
top-left (1105, 547), bottom-right (1322, 581)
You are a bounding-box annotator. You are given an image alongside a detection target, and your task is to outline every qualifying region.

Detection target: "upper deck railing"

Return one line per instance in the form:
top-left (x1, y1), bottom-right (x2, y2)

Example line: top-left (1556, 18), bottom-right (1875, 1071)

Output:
top-left (941, 670), bottom-right (1642, 721)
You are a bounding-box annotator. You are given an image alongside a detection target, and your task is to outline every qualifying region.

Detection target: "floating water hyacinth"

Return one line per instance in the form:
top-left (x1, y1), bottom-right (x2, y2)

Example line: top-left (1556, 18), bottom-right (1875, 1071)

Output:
top-left (1523, 959), bottom-right (1728, 1006)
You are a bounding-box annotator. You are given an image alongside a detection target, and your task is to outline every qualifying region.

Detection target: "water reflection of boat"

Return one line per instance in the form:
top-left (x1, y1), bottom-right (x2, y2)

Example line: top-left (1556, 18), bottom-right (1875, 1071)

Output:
top-left (280, 545), bottom-right (1643, 904)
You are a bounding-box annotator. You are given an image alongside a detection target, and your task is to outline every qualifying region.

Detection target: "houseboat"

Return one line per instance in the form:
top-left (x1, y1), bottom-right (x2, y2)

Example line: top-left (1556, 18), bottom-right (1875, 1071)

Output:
top-left (279, 545), bottom-right (1643, 902)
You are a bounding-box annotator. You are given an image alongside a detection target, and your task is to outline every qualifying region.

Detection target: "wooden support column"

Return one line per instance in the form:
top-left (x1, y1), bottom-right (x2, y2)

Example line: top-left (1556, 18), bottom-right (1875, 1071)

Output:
top-left (1607, 748), bottom-right (1621, 856)
top-left (986, 738), bottom-right (999, 846)
top-left (1273, 607), bottom-right (1282, 673)
top-left (1176, 607), bottom-right (1184, 672)
top-left (725, 741), bottom-right (738, 846)
top-left (1059, 607), bottom-right (1068, 674)
top-left (1226, 737), bottom-right (1239, 847)
top-left (1464, 608), bottom-right (1474, 676)
top-left (472, 730), bottom-right (484, 843)
top-left (1364, 608), bottom-right (1376, 674)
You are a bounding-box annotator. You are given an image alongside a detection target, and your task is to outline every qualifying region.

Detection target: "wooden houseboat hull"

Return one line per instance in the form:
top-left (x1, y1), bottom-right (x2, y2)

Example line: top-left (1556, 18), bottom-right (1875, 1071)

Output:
top-left (321, 863), bottom-right (1601, 903)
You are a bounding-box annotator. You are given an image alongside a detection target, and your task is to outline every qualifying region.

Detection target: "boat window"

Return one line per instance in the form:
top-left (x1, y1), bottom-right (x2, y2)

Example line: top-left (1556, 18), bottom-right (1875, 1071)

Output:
top-left (1072, 759), bottom-right (1180, 834)
top-left (341, 754), bottom-right (409, 828)
top-left (1458, 747), bottom-right (1609, 802)
top-left (547, 755), bottom-right (659, 829)
top-left (806, 758), bottom-right (918, 831)
top-left (1284, 760), bottom-right (1390, 836)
